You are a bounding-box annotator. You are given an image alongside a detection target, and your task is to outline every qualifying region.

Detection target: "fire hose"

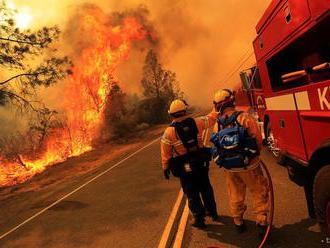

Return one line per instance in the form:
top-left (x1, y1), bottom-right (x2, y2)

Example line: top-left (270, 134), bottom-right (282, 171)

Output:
top-left (258, 159), bottom-right (274, 248)
top-left (207, 159), bottom-right (274, 248)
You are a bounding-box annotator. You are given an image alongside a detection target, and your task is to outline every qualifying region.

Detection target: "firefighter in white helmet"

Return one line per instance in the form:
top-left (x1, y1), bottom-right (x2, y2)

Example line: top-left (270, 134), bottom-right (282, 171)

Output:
top-left (210, 89), bottom-right (269, 237)
top-left (161, 99), bottom-right (218, 228)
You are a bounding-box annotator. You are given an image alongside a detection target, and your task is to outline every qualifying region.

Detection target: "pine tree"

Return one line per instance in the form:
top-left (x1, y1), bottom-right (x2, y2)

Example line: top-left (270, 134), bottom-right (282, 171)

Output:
top-left (140, 49), bottom-right (183, 123)
top-left (0, 1), bottom-right (72, 111)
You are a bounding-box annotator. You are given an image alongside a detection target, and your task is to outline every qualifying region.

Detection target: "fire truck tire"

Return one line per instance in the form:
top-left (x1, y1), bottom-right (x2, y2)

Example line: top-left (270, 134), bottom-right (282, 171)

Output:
top-left (263, 117), bottom-right (269, 145)
top-left (265, 122), bottom-right (271, 140)
top-left (313, 165), bottom-right (330, 236)
top-left (277, 152), bottom-right (287, 166)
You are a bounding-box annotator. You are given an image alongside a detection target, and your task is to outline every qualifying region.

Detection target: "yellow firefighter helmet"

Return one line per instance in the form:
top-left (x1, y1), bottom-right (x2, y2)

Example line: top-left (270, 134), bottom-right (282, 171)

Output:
top-left (213, 89), bottom-right (234, 104)
top-left (213, 89), bottom-right (235, 113)
top-left (168, 99), bottom-right (187, 115)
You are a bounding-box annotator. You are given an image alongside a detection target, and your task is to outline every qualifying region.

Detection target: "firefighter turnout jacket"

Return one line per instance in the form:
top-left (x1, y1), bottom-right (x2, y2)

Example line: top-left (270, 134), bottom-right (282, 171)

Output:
top-left (161, 111), bottom-right (218, 170)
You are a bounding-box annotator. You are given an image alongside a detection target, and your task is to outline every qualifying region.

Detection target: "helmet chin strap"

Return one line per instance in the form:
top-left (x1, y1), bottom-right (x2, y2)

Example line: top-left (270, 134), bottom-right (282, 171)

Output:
top-left (219, 104), bottom-right (227, 115)
top-left (215, 97), bottom-right (235, 115)
top-left (170, 110), bottom-right (187, 119)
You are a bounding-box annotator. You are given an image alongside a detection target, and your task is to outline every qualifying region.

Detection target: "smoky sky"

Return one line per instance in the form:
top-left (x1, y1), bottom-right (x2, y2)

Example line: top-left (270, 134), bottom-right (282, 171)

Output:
top-left (9, 0), bottom-right (271, 107)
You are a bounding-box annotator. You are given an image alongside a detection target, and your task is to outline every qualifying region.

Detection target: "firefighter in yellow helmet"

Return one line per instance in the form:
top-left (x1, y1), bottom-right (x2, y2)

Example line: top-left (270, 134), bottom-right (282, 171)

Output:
top-left (161, 99), bottom-right (218, 228)
top-left (210, 89), bottom-right (269, 237)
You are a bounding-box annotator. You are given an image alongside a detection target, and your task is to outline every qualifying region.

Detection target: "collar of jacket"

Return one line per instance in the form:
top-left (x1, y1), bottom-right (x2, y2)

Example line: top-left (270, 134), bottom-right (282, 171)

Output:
top-left (171, 113), bottom-right (194, 123)
top-left (221, 107), bottom-right (237, 117)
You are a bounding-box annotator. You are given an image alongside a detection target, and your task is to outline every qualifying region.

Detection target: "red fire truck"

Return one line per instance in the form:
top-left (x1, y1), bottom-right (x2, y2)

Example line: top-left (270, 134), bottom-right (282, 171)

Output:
top-left (240, 0), bottom-right (330, 236)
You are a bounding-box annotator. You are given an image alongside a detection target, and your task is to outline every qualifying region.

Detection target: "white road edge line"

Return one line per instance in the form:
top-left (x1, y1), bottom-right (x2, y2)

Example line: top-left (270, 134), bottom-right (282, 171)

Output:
top-left (173, 200), bottom-right (189, 248)
top-left (158, 189), bottom-right (184, 248)
top-left (0, 138), bottom-right (160, 241)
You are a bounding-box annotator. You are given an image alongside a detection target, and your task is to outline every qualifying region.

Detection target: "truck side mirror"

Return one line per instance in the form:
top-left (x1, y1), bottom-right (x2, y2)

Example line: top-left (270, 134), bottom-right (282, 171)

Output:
top-left (240, 71), bottom-right (251, 91)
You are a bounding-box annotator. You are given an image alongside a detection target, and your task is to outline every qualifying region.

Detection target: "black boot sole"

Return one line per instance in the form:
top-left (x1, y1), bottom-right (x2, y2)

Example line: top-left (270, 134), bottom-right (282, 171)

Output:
top-left (235, 222), bottom-right (247, 234)
top-left (192, 223), bottom-right (207, 229)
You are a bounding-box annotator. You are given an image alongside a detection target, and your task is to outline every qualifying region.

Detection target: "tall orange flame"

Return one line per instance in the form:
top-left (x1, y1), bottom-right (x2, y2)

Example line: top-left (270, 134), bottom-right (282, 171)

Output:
top-left (0, 9), bottom-right (148, 187)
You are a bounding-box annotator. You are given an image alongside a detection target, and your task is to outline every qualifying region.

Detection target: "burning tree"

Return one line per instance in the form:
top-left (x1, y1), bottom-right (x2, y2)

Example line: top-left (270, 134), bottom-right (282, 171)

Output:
top-left (0, 2), bottom-right (183, 187)
top-left (0, 1), bottom-right (72, 175)
top-left (0, 3), bottom-right (158, 187)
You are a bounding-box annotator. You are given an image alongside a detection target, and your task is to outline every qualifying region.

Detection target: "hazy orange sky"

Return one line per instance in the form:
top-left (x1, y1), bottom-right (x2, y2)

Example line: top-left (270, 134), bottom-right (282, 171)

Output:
top-left (9, 0), bottom-right (272, 106)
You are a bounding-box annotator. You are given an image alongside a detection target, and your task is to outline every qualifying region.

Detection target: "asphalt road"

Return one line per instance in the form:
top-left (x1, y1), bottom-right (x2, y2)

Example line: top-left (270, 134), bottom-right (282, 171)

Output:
top-left (184, 149), bottom-right (325, 248)
top-left (0, 139), bottom-right (180, 248)
top-left (0, 136), bottom-right (325, 248)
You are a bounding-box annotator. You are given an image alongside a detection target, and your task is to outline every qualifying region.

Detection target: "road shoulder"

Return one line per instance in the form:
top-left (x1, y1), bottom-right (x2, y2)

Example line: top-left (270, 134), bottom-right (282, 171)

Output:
top-left (0, 125), bottom-right (166, 201)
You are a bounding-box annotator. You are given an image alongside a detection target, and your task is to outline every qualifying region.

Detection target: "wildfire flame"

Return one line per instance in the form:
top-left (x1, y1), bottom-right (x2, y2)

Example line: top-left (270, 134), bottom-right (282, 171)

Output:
top-left (0, 7), bottom-right (148, 187)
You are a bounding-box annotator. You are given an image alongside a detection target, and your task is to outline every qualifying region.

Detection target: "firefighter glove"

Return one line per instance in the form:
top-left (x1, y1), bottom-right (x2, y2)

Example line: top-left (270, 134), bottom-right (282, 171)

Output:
top-left (164, 169), bottom-right (170, 180)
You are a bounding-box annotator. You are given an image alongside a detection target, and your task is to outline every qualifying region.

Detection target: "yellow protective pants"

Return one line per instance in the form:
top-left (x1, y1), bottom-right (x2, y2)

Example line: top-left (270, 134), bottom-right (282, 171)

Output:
top-left (225, 164), bottom-right (269, 225)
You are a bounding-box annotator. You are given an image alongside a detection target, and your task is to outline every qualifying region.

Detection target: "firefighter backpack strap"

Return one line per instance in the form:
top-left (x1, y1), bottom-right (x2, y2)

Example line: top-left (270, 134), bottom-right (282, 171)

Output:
top-left (230, 111), bottom-right (244, 126)
top-left (217, 116), bottom-right (226, 131)
top-left (217, 111), bottom-right (243, 129)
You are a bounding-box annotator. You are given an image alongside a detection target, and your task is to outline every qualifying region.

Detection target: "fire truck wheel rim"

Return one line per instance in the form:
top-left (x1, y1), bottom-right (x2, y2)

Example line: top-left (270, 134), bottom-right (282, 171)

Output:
top-left (266, 125), bottom-right (280, 157)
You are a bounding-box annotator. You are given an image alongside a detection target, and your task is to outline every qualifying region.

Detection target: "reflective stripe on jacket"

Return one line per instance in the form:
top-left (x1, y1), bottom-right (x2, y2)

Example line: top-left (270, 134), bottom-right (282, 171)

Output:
top-left (161, 111), bottom-right (218, 170)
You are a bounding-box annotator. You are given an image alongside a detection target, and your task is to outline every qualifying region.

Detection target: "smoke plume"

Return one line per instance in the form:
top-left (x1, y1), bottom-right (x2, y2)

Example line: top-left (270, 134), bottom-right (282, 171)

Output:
top-left (11, 0), bottom-right (271, 106)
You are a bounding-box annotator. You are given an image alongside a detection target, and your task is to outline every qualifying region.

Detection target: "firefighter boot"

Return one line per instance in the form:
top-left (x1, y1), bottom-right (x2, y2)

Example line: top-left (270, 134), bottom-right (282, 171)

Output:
top-left (192, 217), bottom-right (206, 229)
top-left (257, 224), bottom-right (268, 239)
top-left (234, 220), bottom-right (247, 234)
top-left (206, 211), bottom-right (220, 221)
